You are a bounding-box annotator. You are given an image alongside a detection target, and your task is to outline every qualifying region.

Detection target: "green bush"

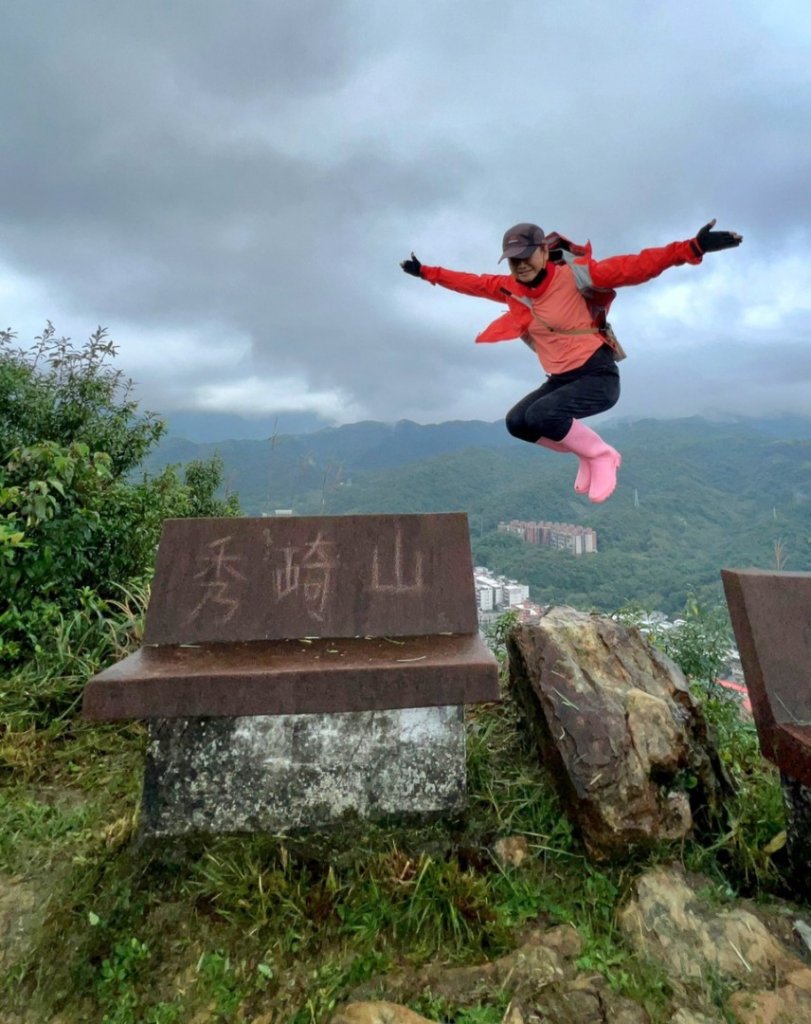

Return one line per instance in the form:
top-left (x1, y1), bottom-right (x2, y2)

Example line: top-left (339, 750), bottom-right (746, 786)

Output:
top-left (0, 325), bottom-right (239, 669)
top-left (615, 596), bottom-right (732, 686)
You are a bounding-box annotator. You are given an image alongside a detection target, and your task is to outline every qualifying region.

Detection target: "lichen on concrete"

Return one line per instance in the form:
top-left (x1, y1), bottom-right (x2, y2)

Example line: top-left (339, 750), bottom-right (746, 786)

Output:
top-left (140, 705), bottom-right (466, 836)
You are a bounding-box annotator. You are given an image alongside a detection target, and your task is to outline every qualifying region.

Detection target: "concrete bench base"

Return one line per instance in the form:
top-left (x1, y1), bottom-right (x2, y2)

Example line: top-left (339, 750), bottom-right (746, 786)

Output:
top-left (83, 513), bottom-right (501, 837)
top-left (139, 704), bottom-right (466, 837)
top-left (83, 635), bottom-right (500, 720)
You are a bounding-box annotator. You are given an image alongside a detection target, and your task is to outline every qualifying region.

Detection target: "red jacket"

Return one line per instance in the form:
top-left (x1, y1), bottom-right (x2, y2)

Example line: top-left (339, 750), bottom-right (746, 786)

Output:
top-left (420, 237), bottom-right (703, 374)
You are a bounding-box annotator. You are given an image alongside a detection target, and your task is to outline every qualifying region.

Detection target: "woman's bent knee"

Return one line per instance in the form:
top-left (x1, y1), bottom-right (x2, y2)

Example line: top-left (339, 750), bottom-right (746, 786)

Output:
top-left (505, 411), bottom-right (536, 443)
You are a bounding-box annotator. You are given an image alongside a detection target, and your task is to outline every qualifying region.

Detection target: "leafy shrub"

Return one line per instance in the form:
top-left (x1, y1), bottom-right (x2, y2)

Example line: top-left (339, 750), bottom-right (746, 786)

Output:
top-left (615, 596), bottom-right (732, 686)
top-left (0, 325), bottom-right (239, 669)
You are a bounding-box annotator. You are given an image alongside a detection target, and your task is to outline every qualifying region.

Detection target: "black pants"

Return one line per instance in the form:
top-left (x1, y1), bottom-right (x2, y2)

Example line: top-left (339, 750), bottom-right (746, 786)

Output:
top-left (505, 345), bottom-right (620, 444)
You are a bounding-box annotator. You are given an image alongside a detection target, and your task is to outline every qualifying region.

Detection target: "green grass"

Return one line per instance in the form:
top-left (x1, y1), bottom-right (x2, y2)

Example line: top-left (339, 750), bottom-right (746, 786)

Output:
top-left (680, 683), bottom-right (786, 893)
top-left (0, 606), bottom-right (794, 1022)
top-left (0, 699), bottom-right (684, 1021)
top-left (0, 696), bottom-right (665, 1021)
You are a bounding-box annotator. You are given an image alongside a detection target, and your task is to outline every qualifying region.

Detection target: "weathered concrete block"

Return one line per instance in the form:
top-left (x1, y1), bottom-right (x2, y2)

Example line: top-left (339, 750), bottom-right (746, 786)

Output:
top-left (140, 704), bottom-right (466, 836)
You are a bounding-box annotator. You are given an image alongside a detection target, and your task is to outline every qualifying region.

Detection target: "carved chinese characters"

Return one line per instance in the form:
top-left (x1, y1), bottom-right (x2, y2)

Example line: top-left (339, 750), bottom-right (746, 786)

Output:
top-left (187, 536), bottom-right (247, 625)
top-left (267, 529), bottom-right (339, 623)
top-left (144, 514), bottom-right (477, 645)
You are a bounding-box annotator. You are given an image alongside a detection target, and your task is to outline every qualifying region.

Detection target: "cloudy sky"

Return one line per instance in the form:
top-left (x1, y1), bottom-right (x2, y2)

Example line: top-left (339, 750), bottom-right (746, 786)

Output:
top-left (2, 1), bottom-right (810, 435)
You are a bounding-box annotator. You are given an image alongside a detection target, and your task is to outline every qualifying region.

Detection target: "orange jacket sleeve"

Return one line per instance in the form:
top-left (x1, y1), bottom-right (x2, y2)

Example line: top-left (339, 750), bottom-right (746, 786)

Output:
top-left (587, 239), bottom-right (702, 289)
top-left (420, 265), bottom-right (512, 303)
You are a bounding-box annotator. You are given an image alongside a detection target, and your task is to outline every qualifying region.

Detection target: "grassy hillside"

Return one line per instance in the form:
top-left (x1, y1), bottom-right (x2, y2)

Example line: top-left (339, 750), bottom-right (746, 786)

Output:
top-left (1, 608), bottom-right (791, 1024)
top-left (144, 416), bottom-right (811, 615)
top-left (143, 419), bottom-right (514, 514)
top-left (322, 422), bottom-right (811, 614)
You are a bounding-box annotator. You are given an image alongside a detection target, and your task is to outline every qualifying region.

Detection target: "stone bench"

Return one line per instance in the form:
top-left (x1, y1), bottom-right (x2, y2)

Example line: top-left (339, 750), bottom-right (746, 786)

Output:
top-left (83, 512), bottom-right (500, 836)
top-left (721, 568), bottom-right (811, 886)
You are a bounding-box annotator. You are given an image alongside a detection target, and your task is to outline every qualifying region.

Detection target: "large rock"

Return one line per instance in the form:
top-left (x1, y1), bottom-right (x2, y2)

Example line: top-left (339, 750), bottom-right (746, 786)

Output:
top-left (334, 895), bottom-right (811, 1024)
top-left (347, 924), bottom-right (578, 1007)
top-left (341, 922), bottom-right (653, 1023)
top-left (507, 607), bottom-right (729, 860)
top-left (619, 865), bottom-right (804, 986)
top-left (503, 982), bottom-right (650, 1024)
top-left (728, 968), bottom-right (811, 1024)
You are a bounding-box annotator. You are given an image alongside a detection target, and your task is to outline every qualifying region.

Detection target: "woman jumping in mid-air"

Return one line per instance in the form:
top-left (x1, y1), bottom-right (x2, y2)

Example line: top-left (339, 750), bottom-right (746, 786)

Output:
top-left (401, 219), bottom-right (741, 503)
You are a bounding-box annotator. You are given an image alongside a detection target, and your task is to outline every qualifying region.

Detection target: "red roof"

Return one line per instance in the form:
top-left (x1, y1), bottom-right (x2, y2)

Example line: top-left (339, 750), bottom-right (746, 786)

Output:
top-left (716, 679), bottom-right (752, 713)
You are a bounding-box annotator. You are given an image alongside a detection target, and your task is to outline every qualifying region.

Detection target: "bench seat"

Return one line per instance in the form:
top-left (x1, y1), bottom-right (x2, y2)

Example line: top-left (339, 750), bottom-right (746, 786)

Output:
top-left (83, 633), bottom-right (500, 721)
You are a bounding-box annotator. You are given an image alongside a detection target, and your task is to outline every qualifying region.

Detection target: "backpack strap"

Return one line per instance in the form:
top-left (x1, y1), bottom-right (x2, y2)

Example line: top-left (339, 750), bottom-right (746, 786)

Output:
top-left (528, 312), bottom-right (625, 361)
top-left (529, 311), bottom-right (603, 336)
top-left (499, 284), bottom-right (626, 360)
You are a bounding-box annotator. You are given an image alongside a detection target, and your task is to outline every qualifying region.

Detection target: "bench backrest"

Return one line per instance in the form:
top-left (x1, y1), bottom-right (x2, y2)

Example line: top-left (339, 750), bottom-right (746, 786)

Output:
top-left (721, 568), bottom-right (811, 763)
top-left (144, 512), bottom-right (479, 645)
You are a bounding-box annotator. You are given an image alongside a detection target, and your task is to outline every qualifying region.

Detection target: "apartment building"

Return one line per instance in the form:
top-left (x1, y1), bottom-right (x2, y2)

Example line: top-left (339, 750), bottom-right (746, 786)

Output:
top-left (498, 519), bottom-right (597, 555)
top-left (473, 566), bottom-right (541, 628)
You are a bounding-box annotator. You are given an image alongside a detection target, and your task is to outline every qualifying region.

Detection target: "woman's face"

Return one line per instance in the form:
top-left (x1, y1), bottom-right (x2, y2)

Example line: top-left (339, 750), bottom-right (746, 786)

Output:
top-left (508, 246), bottom-right (548, 283)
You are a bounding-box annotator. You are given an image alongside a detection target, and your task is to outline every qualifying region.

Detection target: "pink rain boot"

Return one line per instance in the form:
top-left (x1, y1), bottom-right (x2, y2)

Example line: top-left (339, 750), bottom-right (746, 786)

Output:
top-left (536, 438), bottom-right (591, 494)
top-left (559, 420), bottom-right (621, 503)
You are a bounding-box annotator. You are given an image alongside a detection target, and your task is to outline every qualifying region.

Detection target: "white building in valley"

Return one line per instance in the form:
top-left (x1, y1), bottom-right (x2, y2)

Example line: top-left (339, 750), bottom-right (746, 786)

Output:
top-left (474, 567), bottom-right (539, 628)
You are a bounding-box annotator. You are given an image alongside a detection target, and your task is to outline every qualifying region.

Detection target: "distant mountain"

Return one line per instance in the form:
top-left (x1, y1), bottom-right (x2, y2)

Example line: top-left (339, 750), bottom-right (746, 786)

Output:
top-left (142, 414), bottom-right (811, 615)
top-left (144, 418), bottom-right (514, 512)
top-left (147, 413), bottom-right (811, 514)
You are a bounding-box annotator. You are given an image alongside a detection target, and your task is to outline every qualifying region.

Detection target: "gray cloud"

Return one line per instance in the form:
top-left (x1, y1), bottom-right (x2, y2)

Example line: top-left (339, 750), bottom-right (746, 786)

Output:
top-left (1, 1), bottom-right (809, 430)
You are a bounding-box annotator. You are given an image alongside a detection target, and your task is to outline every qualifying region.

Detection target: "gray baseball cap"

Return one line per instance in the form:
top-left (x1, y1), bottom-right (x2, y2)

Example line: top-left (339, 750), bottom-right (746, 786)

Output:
top-left (499, 223), bottom-right (547, 262)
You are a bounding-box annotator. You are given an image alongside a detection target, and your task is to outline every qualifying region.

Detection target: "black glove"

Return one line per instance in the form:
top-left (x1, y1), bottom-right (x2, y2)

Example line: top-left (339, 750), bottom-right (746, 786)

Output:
top-left (694, 219), bottom-right (743, 254)
top-left (400, 252), bottom-right (422, 277)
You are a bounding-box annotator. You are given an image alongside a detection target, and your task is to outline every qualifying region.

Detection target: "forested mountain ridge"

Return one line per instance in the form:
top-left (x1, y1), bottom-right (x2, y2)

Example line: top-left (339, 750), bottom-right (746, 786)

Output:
top-left (144, 415), bottom-right (811, 614)
top-left (144, 417), bottom-right (514, 512)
